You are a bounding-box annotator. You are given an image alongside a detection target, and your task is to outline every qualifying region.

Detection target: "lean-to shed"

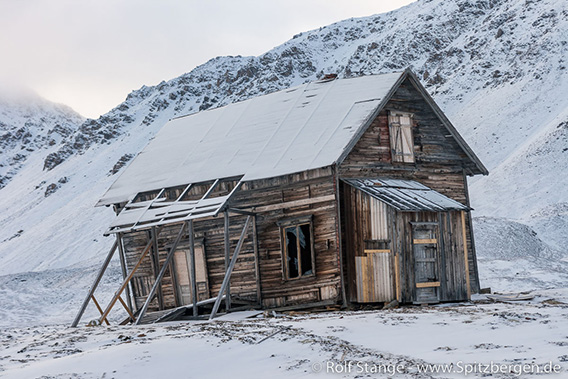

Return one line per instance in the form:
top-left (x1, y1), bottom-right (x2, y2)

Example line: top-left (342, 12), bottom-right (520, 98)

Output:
top-left (73, 69), bottom-right (487, 326)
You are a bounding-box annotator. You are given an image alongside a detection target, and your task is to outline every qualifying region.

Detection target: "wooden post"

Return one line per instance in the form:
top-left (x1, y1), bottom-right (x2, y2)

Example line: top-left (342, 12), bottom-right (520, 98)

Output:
top-left (463, 170), bottom-right (480, 293)
top-left (188, 220), bottom-right (198, 317)
top-left (394, 254), bottom-right (401, 302)
top-left (116, 233), bottom-right (134, 313)
top-left (151, 226), bottom-right (164, 310)
top-left (224, 211), bottom-right (231, 311)
top-left (333, 169), bottom-right (348, 307)
top-left (210, 216), bottom-right (251, 320)
top-left (71, 240), bottom-right (117, 327)
top-left (252, 215), bottom-right (262, 305)
top-left (134, 223), bottom-right (186, 325)
top-left (461, 211), bottom-right (471, 299)
top-left (98, 231), bottom-right (159, 325)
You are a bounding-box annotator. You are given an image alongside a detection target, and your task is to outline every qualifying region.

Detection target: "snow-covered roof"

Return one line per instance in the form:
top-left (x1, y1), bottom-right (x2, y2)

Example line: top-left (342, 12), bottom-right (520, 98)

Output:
top-left (97, 72), bottom-right (405, 206)
top-left (344, 178), bottom-right (469, 212)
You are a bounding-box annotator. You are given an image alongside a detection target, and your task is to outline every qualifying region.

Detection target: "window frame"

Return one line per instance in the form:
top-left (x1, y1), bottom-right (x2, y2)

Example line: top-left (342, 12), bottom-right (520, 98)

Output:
top-left (388, 110), bottom-right (415, 163)
top-left (277, 215), bottom-right (316, 281)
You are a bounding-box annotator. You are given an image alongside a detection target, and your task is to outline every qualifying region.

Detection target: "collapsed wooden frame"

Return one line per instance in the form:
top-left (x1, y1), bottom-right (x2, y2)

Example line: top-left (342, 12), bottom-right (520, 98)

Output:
top-left (104, 176), bottom-right (244, 236)
top-left (71, 204), bottom-right (260, 327)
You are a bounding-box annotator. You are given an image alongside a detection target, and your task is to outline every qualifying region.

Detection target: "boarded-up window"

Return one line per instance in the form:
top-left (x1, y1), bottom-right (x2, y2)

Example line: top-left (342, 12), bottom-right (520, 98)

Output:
top-left (388, 111), bottom-right (415, 163)
top-left (279, 217), bottom-right (315, 280)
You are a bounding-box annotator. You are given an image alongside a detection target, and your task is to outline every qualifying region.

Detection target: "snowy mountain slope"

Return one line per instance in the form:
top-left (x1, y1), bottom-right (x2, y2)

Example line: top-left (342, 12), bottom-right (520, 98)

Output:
top-left (0, 86), bottom-right (84, 188)
top-left (470, 109), bottom-right (568, 247)
top-left (0, 0), bottom-right (566, 305)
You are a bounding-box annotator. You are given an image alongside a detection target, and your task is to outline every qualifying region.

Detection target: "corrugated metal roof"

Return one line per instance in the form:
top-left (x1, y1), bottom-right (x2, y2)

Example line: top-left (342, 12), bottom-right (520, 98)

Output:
top-left (97, 72), bottom-right (405, 206)
top-left (344, 178), bottom-right (469, 212)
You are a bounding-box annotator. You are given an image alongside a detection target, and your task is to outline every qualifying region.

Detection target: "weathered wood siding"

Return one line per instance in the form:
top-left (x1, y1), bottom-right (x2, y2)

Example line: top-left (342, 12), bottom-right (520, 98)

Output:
top-left (232, 167), bottom-right (341, 308)
top-left (339, 77), bottom-right (479, 293)
top-left (121, 167), bottom-right (342, 311)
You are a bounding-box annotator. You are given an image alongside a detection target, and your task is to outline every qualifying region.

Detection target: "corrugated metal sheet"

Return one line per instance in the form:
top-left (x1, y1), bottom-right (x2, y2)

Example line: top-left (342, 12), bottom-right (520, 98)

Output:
top-left (97, 72), bottom-right (405, 206)
top-left (344, 178), bottom-right (469, 212)
top-left (370, 197), bottom-right (389, 239)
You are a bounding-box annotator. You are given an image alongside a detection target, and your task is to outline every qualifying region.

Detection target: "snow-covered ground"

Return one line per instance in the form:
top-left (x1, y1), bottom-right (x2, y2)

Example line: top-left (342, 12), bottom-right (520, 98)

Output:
top-left (1, 290), bottom-right (567, 378)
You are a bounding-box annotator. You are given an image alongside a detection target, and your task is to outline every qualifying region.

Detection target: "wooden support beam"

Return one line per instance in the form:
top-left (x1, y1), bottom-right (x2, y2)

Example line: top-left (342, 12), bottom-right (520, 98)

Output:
top-left (116, 233), bottom-right (134, 313)
top-left (98, 229), bottom-right (160, 325)
top-left (210, 216), bottom-right (252, 320)
top-left (252, 215), bottom-right (262, 305)
top-left (394, 254), bottom-right (401, 302)
top-left (188, 220), bottom-right (198, 317)
top-left (133, 223), bottom-right (186, 325)
top-left (228, 208), bottom-right (256, 216)
top-left (224, 211), bottom-right (231, 311)
top-left (251, 194), bottom-right (335, 213)
top-left (461, 211), bottom-right (471, 299)
top-left (91, 295), bottom-right (110, 326)
top-left (364, 249), bottom-right (391, 254)
top-left (416, 282), bottom-right (441, 288)
top-left (413, 238), bottom-right (437, 244)
top-left (151, 226), bottom-right (164, 310)
top-left (118, 296), bottom-right (135, 321)
top-left (202, 178), bottom-right (220, 199)
top-left (333, 171), bottom-right (348, 308)
top-left (71, 240), bottom-right (117, 327)
top-left (153, 295), bottom-right (226, 324)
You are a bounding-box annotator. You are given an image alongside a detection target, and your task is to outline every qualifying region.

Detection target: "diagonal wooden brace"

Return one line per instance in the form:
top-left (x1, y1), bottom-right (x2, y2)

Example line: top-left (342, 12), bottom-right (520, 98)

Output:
top-left (134, 223), bottom-right (187, 325)
top-left (98, 227), bottom-right (162, 325)
top-left (71, 240), bottom-right (117, 327)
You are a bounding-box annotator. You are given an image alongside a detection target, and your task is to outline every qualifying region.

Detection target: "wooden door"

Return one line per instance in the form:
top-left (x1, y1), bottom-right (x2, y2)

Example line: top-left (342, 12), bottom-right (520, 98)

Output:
top-left (173, 244), bottom-right (209, 306)
top-left (412, 223), bottom-right (440, 304)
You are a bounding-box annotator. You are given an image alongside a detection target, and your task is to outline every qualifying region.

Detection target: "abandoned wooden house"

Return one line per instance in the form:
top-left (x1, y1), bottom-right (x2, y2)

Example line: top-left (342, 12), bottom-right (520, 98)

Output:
top-left (72, 68), bottom-right (488, 326)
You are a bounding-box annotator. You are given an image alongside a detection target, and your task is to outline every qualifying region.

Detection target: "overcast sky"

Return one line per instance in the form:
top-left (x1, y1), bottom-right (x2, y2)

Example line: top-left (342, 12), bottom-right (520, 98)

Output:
top-left (0, 0), bottom-right (414, 119)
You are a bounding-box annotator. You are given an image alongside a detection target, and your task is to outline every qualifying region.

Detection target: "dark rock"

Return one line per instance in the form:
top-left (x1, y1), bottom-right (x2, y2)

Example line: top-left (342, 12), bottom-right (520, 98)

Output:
top-left (44, 183), bottom-right (59, 197)
top-left (108, 154), bottom-right (134, 175)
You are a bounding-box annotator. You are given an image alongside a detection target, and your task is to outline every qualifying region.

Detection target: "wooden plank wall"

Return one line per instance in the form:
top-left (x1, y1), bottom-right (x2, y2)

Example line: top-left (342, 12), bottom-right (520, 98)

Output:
top-left (339, 77), bottom-right (480, 294)
top-left (233, 167), bottom-right (341, 308)
top-left (121, 167), bottom-right (342, 311)
top-left (122, 229), bottom-right (178, 312)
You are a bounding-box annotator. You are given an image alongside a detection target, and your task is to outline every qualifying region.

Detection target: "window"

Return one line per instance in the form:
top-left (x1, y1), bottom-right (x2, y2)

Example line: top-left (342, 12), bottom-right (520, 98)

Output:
top-left (388, 111), bottom-right (415, 163)
top-left (279, 217), bottom-right (315, 279)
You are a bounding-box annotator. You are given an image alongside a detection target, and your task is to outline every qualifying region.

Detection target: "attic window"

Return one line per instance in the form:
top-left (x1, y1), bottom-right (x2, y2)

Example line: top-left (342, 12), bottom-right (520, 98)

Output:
top-left (279, 217), bottom-right (315, 280)
top-left (388, 111), bottom-right (415, 163)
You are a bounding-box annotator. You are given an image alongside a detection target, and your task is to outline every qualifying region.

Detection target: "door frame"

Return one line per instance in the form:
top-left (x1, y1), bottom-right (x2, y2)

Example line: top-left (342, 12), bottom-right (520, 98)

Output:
top-left (410, 221), bottom-right (441, 304)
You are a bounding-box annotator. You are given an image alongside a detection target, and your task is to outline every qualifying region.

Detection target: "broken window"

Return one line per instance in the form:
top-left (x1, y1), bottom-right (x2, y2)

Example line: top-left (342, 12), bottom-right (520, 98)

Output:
top-left (280, 218), bottom-right (315, 279)
top-left (388, 111), bottom-right (415, 163)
